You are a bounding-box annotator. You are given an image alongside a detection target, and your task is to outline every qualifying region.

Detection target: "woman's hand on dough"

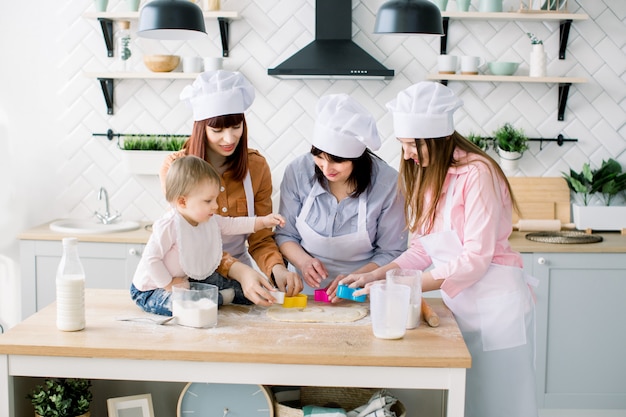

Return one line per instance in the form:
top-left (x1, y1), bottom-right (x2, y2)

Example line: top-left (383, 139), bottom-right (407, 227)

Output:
top-left (272, 264), bottom-right (303, 296)
top-left (298, 258), bottom-right (328, 288)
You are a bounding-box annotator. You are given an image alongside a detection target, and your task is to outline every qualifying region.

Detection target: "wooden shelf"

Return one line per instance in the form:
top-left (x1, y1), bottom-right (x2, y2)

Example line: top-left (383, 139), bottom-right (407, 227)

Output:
top-left (426, 74), bottom-right (587, 83)
top-left (84, 71), bottom-right (200, 80)
top-left (83, 71), bottom-right (198, 115)
top-left (440, 11), bottom-right (588, 21)
top-left (82, 10), bottom-right (239, 20)
top-left (426, 74), bottom-right (587, 121)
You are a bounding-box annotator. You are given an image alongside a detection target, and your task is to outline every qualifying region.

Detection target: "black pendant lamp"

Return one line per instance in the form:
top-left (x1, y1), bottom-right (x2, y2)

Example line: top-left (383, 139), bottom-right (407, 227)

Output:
top-left (374, 0), bottom-right (444, 35)
top-left (138, 0), bottom-right (207, 40)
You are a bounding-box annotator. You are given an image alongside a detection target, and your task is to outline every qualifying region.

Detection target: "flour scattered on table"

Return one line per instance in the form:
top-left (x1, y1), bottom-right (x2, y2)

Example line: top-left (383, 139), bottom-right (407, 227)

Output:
top-left (266, 303), bottom-right (368, 323)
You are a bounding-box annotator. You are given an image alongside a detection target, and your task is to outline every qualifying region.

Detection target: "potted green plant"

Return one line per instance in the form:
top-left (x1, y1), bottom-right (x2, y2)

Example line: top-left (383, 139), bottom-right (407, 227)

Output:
top-left (119, 134), bottom-right (186, 175)
top-left (27, 378), bottom-right (93, 417)
top-left (493, 123), bottom-right (528, 172)
top-left (466, 131), bottom-right (490, 151)
top-left (563, 159), bottom-right (626, 231)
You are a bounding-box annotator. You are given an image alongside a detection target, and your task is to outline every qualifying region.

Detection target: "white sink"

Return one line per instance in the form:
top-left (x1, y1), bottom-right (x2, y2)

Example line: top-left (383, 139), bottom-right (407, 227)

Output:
top-left (49, 219), bottom-right (141, 235)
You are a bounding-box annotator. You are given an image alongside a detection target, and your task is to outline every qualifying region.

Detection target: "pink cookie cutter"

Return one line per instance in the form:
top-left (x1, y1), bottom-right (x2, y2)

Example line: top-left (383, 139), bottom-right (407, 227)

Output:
top-left (314, 289), bottom-right (331, 303)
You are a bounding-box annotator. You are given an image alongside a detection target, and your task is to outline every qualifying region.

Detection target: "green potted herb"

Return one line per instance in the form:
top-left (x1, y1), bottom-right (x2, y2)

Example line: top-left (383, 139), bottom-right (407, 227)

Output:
top-left (493, 123), bottom-right (528, 172)
top-left (563, 159), bottom-right (626, 231)
top-left (27, 378), bottom-right (92, 417)
top-left (119, 134), bottom-right (187, 175)
top-left (466, 131), bottom-right (490, 151)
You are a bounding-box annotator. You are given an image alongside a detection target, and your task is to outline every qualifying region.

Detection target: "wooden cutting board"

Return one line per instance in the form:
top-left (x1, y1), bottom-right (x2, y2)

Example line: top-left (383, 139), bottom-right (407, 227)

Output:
top-left (508, 177), bottom-right (571, 224)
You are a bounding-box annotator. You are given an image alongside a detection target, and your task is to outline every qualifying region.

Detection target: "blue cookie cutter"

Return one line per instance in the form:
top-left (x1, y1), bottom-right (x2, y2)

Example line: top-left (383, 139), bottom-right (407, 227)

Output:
top-left (336, 284), bottom-right (366, 302)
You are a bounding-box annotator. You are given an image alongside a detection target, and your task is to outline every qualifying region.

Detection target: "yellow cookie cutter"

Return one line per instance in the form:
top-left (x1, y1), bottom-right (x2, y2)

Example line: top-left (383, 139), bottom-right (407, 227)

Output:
top-left (282, 294), bottom-right (308, 308)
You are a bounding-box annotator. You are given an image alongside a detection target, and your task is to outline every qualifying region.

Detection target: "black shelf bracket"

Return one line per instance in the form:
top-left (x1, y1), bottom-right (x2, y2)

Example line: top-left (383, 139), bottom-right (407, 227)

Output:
top-left (98, 78), bottom-right (114, 115)
top-left (528, 134), bottom-right (578, 150)
top-left (557, 82), bottom-right (572, 121)
top-left (440, 17), bottom-right (450, 55)
top-left (559, 20), bottom-right (573, 60)
top-left (98, 18), bottom-right (114, 58)
top-left (218, 17), bottom-right (231, 57)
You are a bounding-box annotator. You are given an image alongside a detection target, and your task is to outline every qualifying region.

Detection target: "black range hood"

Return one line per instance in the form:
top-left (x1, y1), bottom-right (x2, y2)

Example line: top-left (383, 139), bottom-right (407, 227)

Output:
top-left (268, 0), bottom-right (394, 80)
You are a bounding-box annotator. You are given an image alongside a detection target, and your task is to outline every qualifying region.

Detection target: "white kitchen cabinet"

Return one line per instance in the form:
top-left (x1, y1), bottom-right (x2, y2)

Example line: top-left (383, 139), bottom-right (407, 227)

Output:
top-left (522, 252), bottom-right (626, 410)
top-left (19, 239), bottom-right (144, 319)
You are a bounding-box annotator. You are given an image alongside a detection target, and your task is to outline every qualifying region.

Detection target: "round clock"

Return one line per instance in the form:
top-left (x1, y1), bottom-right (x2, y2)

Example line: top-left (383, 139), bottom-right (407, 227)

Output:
top-left (177, 382), bottom-right (274, 417)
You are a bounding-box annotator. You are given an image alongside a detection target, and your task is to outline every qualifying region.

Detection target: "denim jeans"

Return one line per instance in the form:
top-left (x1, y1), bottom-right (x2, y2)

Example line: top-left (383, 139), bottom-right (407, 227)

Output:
top-left (130, 272), bottom-right (251, 316)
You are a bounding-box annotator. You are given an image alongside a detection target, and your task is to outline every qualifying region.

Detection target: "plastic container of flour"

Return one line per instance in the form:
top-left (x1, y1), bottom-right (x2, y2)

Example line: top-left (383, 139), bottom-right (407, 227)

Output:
top-left (171, 282), bottom-right (218, 328)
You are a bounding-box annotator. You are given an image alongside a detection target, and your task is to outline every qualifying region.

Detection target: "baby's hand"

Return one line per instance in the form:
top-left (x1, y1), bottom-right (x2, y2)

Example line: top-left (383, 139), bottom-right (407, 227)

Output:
top-left (256, 213), bottom-right (286, 230)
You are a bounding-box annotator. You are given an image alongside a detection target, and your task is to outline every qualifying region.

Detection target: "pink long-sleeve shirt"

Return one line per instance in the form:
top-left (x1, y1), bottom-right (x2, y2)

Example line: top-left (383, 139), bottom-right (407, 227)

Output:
top-left (394, 149), bottom-right (523, 298)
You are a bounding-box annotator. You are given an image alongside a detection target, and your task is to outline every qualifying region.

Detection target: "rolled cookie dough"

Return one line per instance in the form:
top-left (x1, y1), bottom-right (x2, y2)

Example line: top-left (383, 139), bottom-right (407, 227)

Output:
top-left (266, 304), bottom-right (368, 323)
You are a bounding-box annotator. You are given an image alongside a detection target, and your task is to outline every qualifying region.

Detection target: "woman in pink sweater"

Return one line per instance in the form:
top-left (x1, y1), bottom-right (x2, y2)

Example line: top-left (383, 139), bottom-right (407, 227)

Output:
top-left (338, 82), bottom-right (538, 417)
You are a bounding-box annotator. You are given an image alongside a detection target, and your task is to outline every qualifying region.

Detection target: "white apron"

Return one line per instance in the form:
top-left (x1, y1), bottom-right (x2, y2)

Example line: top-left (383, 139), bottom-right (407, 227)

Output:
top-left (293, 182), bottom-right (374, 294)
top-left (420, 176), bottom-right (538, 417)
top-left (221, 171), bottom-right (255, 267)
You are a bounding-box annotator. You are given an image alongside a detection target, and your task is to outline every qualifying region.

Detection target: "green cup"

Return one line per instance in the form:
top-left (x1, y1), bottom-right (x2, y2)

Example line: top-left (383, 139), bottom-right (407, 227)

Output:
top-left (126, 0), bottom-right (141, 11)
top-left (457, 0), bottom-right (471, 11)
top-left (94, 0), bottom-right (108, 12)
top-left (432, 0), bottom-right (449, 11)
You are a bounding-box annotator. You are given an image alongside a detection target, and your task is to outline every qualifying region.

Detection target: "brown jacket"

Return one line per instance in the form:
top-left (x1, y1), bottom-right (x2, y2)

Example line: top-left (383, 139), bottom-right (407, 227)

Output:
top-left (160, 149), bottom-right (285, 279)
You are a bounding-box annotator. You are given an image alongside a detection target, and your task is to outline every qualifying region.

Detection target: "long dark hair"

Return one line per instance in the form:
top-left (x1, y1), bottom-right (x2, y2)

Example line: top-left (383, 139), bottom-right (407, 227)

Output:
top-left (183, 113), bottom-right (248, 182)
top-left (310, 146), bottom-right (378, 198)
top-left (399, 131), bottom-right (519, 233)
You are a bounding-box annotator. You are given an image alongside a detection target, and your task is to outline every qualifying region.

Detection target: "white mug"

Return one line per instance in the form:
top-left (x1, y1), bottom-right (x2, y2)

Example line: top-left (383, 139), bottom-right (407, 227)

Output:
top-left (460, 56), bottom-right (486, 74)
top-left (182, 56), bottom-right (202, 73)
top-left (203, 57), bottom-right (223, 71)
top-left (437, 55), bottom-right (458, 74)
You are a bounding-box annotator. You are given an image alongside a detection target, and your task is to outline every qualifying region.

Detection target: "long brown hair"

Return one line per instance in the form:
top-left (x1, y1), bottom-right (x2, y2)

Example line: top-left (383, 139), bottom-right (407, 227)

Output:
top-left (399, 131), bottom-right (519, 233)
top-left (183, 113), bottom-right (249, 182)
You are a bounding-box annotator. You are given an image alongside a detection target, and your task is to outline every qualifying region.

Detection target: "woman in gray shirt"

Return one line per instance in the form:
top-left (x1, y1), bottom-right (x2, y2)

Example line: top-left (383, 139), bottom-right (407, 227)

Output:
top-left (275, 94), bottom-right (407, 295)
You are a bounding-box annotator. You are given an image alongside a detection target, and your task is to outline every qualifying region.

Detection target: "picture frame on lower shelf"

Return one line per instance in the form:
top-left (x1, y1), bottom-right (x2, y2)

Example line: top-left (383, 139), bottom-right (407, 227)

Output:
top-left (107, 393), bottom-right (155, 417)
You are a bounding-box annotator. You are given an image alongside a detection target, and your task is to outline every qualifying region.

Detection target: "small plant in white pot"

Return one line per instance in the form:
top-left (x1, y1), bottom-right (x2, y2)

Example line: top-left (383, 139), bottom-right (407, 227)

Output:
top-left (493, 123), bottom-right (528, 173)
top-left (563, 159), bottom-right (626, 231)
top-left (119, 135), bottom-right (186, 175)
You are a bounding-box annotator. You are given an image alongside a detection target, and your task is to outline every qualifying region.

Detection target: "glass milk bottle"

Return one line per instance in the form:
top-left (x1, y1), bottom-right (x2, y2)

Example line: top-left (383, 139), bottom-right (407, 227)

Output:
top-left (56, 237), bottom-right (86, 331)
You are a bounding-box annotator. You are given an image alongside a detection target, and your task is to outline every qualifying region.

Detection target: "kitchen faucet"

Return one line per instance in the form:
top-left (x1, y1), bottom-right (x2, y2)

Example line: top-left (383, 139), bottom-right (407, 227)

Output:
top-left (94, 187), bottom-right (121, 224)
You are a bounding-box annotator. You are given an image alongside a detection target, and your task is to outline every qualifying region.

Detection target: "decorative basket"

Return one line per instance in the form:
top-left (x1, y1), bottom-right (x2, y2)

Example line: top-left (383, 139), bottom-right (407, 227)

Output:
top-left (518, 0), bottom-right (568, 13)
top-left (273, 387), bottom-right (406, 417)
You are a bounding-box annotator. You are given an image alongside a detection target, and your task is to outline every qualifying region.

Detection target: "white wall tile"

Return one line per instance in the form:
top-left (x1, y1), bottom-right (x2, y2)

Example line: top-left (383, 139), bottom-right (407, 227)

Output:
top-left (0, 0), bottom-right (624, 254)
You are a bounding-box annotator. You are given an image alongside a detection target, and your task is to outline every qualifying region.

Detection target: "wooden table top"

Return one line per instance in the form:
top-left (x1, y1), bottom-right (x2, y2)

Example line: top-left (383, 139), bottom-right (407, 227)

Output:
top-left (0, 290), bottom-right (470, 369)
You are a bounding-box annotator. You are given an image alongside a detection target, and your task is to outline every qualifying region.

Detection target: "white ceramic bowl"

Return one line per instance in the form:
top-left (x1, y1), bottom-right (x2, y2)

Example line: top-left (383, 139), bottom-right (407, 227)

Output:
top-left (488, 61), bottom-right (520, 76)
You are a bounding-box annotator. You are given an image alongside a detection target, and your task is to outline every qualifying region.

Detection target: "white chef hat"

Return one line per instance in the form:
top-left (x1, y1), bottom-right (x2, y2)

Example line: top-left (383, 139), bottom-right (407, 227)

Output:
top-left (180, 70), bottom-right (255, 121)
top-left (312, 94), bottom-right (381, 159)
top-left (386, 81), bottom-right (463, 139)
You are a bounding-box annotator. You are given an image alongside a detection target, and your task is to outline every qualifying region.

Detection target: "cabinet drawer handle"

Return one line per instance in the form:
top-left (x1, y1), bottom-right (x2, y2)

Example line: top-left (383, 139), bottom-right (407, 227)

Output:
top-left (129, 248), bottom-right (141, 256)
top-left (537, 257), bottom-right (546, 265)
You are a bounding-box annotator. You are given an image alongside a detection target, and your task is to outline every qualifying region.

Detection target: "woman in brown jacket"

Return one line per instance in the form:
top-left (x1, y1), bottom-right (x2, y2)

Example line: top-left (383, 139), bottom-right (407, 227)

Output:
top-left (160, 70), bottom-right (302, 304)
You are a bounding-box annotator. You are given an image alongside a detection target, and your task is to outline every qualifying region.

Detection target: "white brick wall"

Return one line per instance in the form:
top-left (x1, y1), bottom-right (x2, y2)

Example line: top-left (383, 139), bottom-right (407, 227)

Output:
top-left (0, 0), bottom-right (624, 236)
